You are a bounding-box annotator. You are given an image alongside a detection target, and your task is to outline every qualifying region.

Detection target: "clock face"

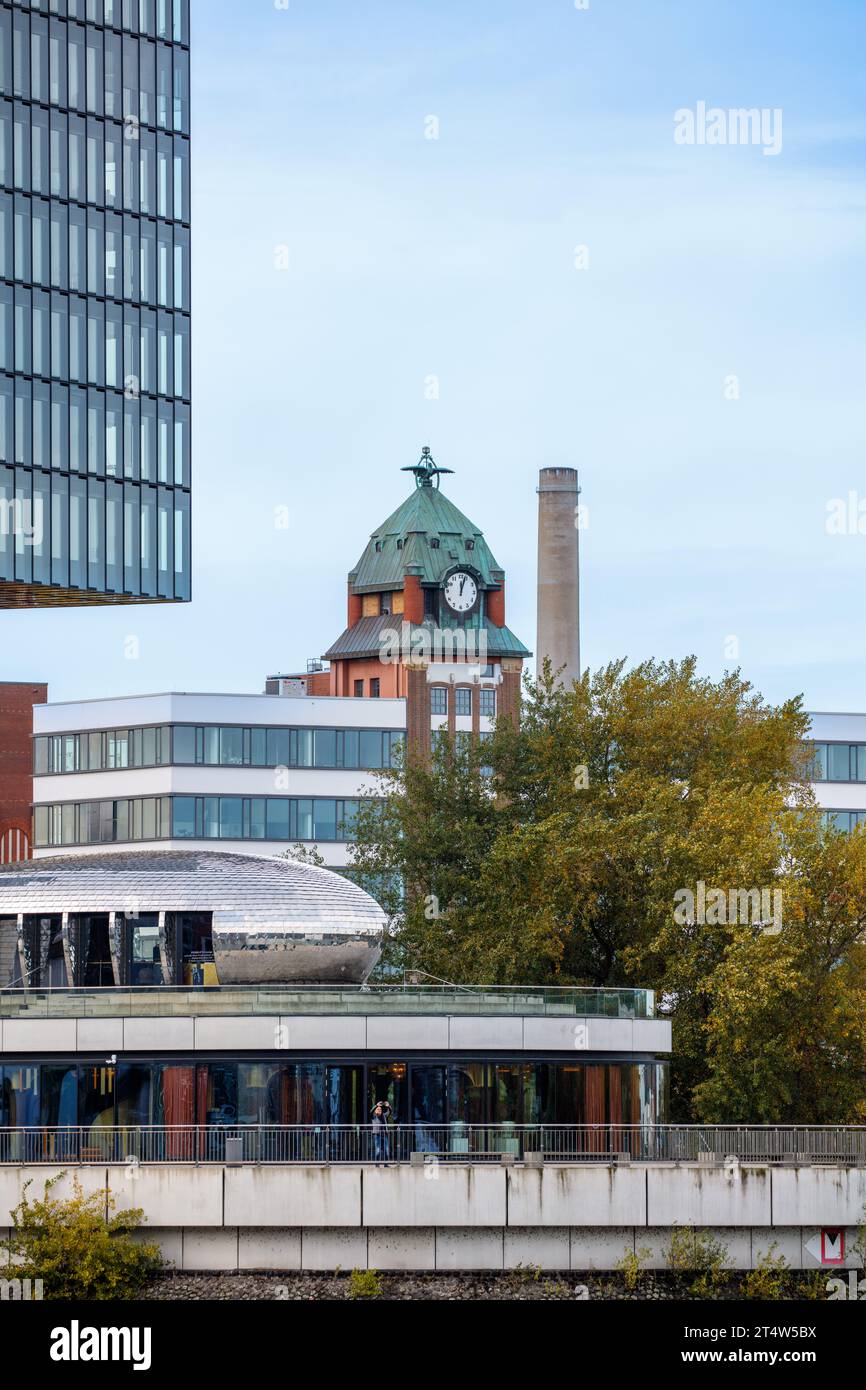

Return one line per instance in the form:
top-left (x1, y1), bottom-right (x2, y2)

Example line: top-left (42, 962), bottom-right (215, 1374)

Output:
top-left (443, 571), bottom-right (478, 613)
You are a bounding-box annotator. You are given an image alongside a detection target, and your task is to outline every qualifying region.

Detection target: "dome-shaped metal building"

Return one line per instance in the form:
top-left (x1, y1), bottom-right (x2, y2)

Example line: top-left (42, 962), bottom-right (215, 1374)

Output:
top-left (0, 850), bottom-right (386, 987)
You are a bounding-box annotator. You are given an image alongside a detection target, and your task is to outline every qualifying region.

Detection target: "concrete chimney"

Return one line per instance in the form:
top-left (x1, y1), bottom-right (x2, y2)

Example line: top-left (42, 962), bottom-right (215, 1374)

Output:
top-left (536, 467), bottom-right (580, 685)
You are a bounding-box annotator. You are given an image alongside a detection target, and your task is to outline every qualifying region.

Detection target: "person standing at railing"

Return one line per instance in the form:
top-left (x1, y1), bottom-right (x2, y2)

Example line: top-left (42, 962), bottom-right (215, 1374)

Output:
top-left (371, 1101), bottom-right (392, 1166)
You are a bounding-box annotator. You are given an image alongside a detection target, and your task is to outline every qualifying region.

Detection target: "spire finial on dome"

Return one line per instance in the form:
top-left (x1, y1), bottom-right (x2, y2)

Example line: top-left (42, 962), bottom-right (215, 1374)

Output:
top-left (401, 446), bottom-right (454, 490)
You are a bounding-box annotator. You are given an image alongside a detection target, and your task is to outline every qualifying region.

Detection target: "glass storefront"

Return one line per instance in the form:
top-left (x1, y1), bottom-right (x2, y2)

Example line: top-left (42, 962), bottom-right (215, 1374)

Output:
top-left (13, 910), bottom-right (223, 987)
top-left (128, 913), bottom-right (161, 986)
top-left (65, 912), bottom-right (113, 986)
top-left (0, 1059), bottom-right (667, 1132)
top-left (171, 911), bottom-right (214, 986)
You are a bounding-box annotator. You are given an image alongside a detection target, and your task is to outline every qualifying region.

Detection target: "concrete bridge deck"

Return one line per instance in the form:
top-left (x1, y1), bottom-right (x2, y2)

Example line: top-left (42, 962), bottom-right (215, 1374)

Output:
top-left (2, 1161), bottom-right (863, 1272)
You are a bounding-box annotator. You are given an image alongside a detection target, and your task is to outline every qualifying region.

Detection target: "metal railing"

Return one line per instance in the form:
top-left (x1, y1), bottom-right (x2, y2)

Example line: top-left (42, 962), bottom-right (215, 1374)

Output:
top-left (0, 984), bottom-right (655, 1020)
top-left (0, 1124), bottom-right (863, 1165)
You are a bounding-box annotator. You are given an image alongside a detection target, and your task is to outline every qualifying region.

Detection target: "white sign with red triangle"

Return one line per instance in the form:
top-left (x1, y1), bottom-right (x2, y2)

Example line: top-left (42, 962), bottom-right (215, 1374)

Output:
top-left (804, 1230), bottom-right (845, 1265)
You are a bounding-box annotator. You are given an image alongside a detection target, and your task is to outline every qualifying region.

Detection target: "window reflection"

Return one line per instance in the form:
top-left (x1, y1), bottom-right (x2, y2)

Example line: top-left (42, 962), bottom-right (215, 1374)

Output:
top-left (79, 1065), bottom-right (115, 1130)
top-left (5, 6), bottom-right (191, 606)
top-left (35, 724), bottom-right (403, 775)
top-left (129, 913), bottom-right (161, 986)
top-left (369, 1062), bottom-right (407, 1122)
top-left (0, 1060), bottom-right (667, 1132)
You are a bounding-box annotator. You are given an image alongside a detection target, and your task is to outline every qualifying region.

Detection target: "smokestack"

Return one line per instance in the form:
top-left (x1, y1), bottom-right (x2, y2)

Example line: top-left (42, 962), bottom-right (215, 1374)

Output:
top-left (536, 467), bottom-right (580, 685)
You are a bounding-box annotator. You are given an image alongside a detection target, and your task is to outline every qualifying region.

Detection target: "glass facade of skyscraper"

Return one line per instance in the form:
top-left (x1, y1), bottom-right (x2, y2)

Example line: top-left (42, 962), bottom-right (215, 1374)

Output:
top-left (0, 0), bottom-right (190, 607)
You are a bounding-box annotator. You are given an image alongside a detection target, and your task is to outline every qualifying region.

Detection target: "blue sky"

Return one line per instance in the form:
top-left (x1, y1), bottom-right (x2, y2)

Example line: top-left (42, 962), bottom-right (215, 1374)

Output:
top-left (5, 0), bottom-right (865, 711)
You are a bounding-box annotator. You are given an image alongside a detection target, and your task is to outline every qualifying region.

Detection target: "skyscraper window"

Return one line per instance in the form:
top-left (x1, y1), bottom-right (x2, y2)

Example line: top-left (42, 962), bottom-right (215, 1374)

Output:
top-left (0, 0), bottom-right (191, 608)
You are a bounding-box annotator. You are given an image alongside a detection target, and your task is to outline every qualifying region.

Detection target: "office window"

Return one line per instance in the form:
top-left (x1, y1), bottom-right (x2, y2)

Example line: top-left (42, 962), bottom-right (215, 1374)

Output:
top-left (172, 796), bottom-right (195, 838)
top-left (172, 724), bottom-right (195, 763)
top-left (370, 678), bottom-right (380, 698)
top-left (811, 742), bottom-right (866, 783)
top-left (313, 729), bottom-right (337, 768)
top-left (313, 800), bottom-right (336, 841)
top-left (354, 679), bottom-right (364, 698)
top-left (249, 798), bottom-right (266, 839)
top-left (479, 688), bottom-right (496, 719)
top-left (455, 687), bottom-right (472, 717)
top-left (267, 727), bottom-right (290, 768)
top-left (34, 722), bottom-right (412, 779)
top-left (430, 686), bottom-right (447, 716)
top-left (219, 797), bottom-right (243, 839)
top-left (823, 809), bottom-right (866, 834)
top-left (828, 744), bottom-right (851, 781)
top-left (250, 727), bottom-right (267, 767)
top-left (342, 729), bottom-right (359, 769)
top-left (220, 727), bottom-right (243, 767)
top-left (266, 799), bottom-right (290, 841)
top-left (1, 6), bottom-right (191, 609)
top-left (357, 729), bottom-right (379, 768)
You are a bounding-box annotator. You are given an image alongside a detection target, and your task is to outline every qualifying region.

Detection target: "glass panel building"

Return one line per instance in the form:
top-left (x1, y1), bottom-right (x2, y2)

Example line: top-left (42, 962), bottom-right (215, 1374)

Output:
top-left (806, 714), bottom-right (866, 835)
top-left (0, 1057), bottom-right (667, 1137)
top-left (0, 855), bottom-right (673, 1143)
top-left (32, 691), bottom-right (409, 868)
top-left (0, 0), bottom-right (191, 607)
top-left (34, 722), bottom-right (405, 773)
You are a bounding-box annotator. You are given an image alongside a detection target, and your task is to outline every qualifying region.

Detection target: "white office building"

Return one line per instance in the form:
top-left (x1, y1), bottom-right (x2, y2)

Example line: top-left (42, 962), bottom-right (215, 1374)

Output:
top-left (30, 695), bottom-right (864, 870)
top-left (806, 711), bottom-right (866, 832)
top-left (30, 682), bottom-right (502, 868)
top-left (31, 691), bottom-right (411, 868)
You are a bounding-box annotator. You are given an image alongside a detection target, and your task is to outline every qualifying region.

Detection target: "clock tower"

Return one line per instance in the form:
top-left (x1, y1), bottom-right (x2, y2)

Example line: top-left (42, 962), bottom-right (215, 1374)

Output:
top-left (322, 450), bottom-right (530, 756)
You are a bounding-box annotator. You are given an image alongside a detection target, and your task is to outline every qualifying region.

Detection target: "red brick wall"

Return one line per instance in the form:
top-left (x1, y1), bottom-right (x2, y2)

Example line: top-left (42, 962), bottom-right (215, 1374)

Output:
top-left (305, 671), bottom-right (331, 696)
top-left (0, 682), bottom-right (48, 860)
top-left (486, 583), bottom-right (505, 627)
top-left (406, 665), bottom-right (430, 759)
top-left (498, 665), bottom-right (522, 728)
top-left (403, 575), bottom-right (425, 625)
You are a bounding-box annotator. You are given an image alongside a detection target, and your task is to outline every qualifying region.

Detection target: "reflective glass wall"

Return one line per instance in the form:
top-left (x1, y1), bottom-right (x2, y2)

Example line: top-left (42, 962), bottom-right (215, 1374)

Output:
top-left (0, 1058), bottom-right (668, 1130)
top-left (0, 0), bottom-right (191, 606)
top-left (34, 723), bottom-right (404, 773)
top-left (811, 742), bottom-right (866, 782)
top-left (34, 793), bottom-right (369, 846)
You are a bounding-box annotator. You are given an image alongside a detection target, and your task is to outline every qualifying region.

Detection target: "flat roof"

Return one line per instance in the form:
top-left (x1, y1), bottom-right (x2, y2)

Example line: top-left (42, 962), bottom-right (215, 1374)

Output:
top-left (806, 711), bottom-right (866, 719)
top-left (40, 691), bottom-right (406, 708)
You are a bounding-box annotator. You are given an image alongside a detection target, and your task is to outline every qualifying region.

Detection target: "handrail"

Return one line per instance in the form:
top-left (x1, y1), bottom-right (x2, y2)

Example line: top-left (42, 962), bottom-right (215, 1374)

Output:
top-left (0, 1123), bottom-right (862, 1165)
top-left (0, 983), bottom-right (657, 1019)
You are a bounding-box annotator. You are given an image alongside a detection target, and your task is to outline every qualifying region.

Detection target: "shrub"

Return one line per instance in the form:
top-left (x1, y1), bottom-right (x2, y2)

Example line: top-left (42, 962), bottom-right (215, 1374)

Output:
top-left (617, 1245), bottom-right (652, 1292)
top-left (348, 1267), bottom-right (383, 1299)
top-left (798, 1270), bottom-right (830, 1300)
top-left (743, 1243), bottom-right (790, 1300)
top-left (850, 1203), bottom-right (866, 1270)
top-left (665, 1225), bottom-right (731, 1295)
top-left (7, 1175), bottom-right (162, 1301)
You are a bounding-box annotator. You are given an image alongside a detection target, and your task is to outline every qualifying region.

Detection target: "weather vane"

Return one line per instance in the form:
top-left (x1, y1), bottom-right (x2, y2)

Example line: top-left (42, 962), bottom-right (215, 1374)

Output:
top-left (402, 446), bottom-right (455, 490)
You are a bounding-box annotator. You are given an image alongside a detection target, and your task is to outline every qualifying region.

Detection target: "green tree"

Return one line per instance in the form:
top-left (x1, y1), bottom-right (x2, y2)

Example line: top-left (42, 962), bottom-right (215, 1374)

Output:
top-left (694, 824), bottom-right (866, 1123)
top-left (351, 657), bottom-right (866, 1120)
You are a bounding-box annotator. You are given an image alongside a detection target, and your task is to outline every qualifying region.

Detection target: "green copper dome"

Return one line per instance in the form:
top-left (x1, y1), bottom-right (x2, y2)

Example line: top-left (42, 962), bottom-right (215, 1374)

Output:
top-left (349, 449), bottom-right (504, 593)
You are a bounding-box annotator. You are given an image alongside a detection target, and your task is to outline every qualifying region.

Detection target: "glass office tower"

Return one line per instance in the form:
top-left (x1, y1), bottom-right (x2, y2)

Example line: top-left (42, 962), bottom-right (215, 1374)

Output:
top-left (0, 0), bottom-right (190, 607)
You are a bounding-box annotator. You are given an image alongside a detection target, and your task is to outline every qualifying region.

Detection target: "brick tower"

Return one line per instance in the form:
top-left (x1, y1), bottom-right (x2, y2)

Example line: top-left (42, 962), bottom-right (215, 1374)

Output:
top-left (323, 450), bottom-right (530, 755)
